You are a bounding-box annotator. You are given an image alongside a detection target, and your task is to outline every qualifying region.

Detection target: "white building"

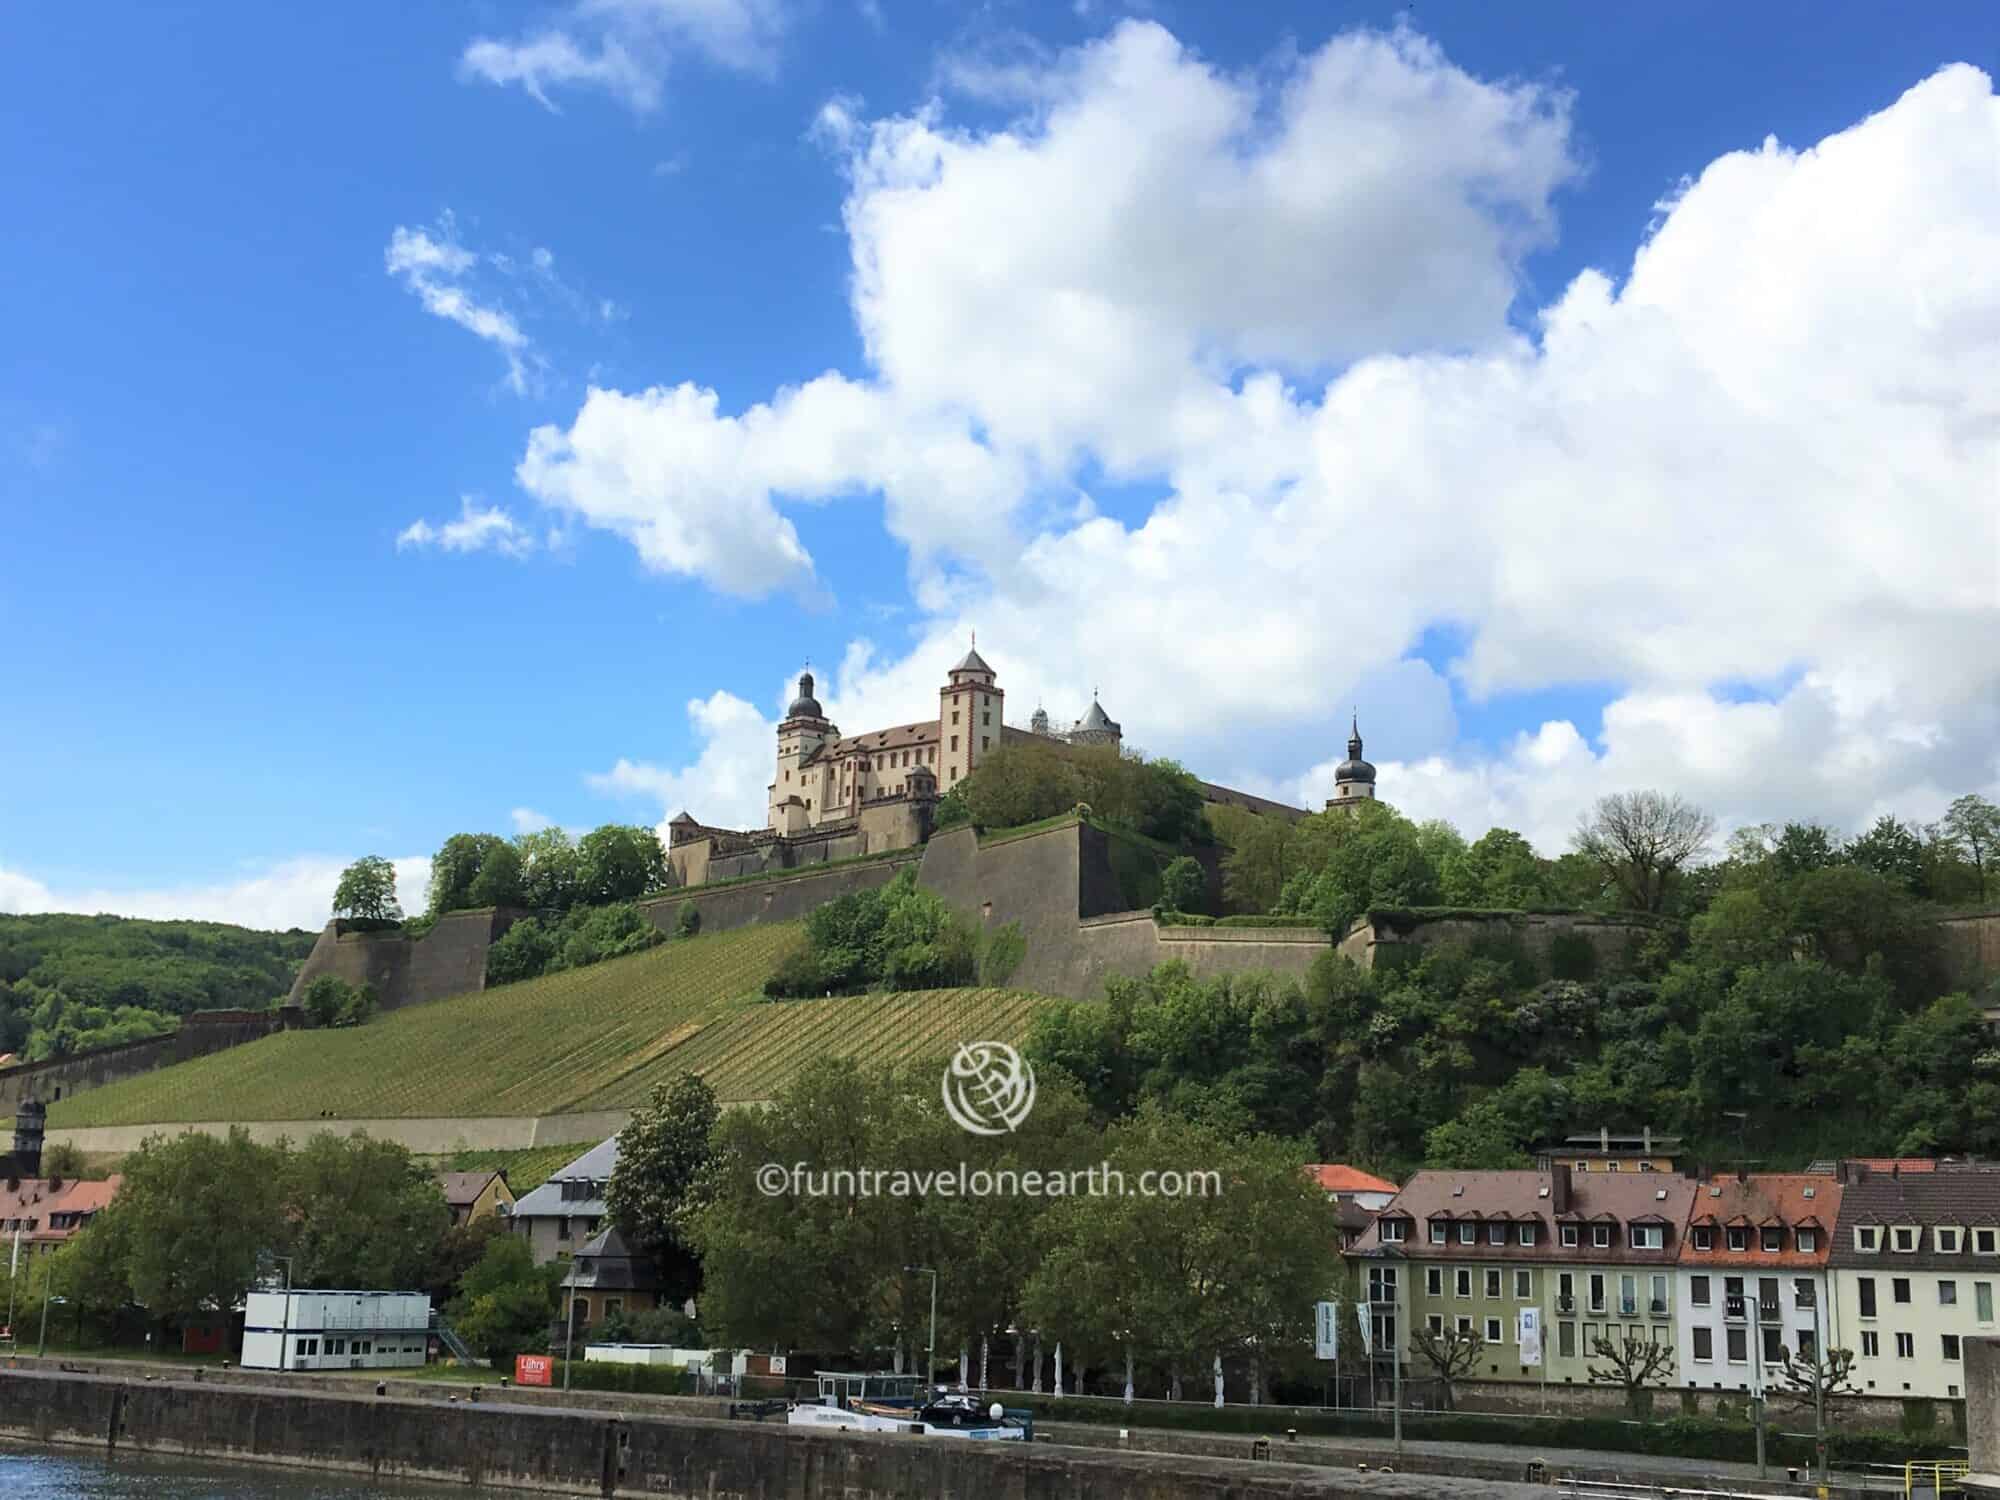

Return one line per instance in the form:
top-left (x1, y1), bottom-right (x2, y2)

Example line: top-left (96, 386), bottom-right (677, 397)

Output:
top-left (241, 1291), bottom-right (431, 1372)
top-left (510, 1136), bottom-right (617, 1264)
top-left (1828, 1165), bottom-right (2000, 1401)
top-left (1674, 1173), bottom-right (1838, 1395)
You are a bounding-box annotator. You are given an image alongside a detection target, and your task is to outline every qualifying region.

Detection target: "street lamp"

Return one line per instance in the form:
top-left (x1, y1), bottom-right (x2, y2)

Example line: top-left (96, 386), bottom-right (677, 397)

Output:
top-left (903, 1266), bottom-right (937, 1390)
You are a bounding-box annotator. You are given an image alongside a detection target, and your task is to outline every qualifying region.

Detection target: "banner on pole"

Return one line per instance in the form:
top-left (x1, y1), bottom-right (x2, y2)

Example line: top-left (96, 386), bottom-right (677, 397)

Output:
top-left (1315, 1301), bottom-right (1339, 1361)
top-left (1517, 1307), bottom-right (1543, 1366)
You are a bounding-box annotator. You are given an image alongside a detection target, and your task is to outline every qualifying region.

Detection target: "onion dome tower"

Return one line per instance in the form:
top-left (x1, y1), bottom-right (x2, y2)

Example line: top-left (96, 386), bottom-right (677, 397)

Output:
top-left (1327, 713), bottom-right (1377, 812)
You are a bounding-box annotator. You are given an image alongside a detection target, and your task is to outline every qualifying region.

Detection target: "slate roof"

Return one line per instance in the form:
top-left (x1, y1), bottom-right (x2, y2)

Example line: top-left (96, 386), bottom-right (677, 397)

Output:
top-left (511, 1137), bottom-right (619, 1220)
top-left (1360, 1169), bottom-right (1698, 1266)
top-left (562, 1226), bottom-right (662, 1294)
top-left (951, 647), bottom-right (994, 675)
top-left (1829, 1167), bottom-right (2000, 1271)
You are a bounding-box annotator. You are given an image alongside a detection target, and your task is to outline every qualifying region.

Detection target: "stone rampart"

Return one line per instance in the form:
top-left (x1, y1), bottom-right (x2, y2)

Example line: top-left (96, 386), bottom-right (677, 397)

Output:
top-left (1940, 910), bottom-right (2000, 992)
top-left (0, 1367), bottom-right (1537, 1498)
top-left (45, 1107), bottom-right (628, 1157)
top-left (1337, 909), bottom-right (1657, 976)
top-left (0, 1007), bottom-right (297, 1116)
top-left (285, 907), bottom-right (519, 1014)
top-left (638, 854), bottom-right (921, 936)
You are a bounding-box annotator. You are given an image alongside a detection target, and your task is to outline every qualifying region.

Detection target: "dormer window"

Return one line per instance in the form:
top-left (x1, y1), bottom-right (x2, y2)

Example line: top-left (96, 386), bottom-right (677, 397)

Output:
top-left (1893, 1226), bottom-right (1918, 1253)
top-left (1727, 1227), bottom-right (1748, 1252)
top-left (1761, 1228), bottom-right (1783, 1253)
top-left (1856, 1226), bottom-right (1881, 1253)
top-left (1796, 1230), bottom-right (1817, 1254)
top-left (1630, 1224), bottom-right (1665, 1250)
top-left (1937, 1228), bottom-right (1964, 1254)
top-left (1519, 1223), bottom-right (1535, 1246)
top-left (1380, 1218), bottom-right (1407, 1243)
top-left (1458, 1223), bottom-right (1476, 1245)
top-left (1693, 1227), bottom-right (1714, 1251)
top-left (1561, 1224), bottom-right (1579, 1248)
top-left (1977, 1229), bottom-right (1998, 1255)
top-left (1592, 1224), bottom-right (1612, 1249)
top-left (1430, 1220), bottom-right (1447, 1245)
top-left (1487, 1223), bottom-right (1506, 1246)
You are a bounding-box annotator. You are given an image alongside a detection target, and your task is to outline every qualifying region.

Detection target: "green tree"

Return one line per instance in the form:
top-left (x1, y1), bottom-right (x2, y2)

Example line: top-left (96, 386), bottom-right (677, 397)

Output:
top-left (484, 917), bottom-right (556, 985)
top-left (1848, 815), bottom-right (1928, 894)
top-left (465, 839), bottom-right (526, 909)
top-left (428, 833), bottom-right (514, 917)
top-left (675, 901), bottom-right (701, 938)
top-left (1771, 822), bottom-right (1843, 878)
top-left (1411, 1323), bottom-right (1485, 1410)
top-left (1572, 791), bottom-right (1716, 913)
top-left (1214, 806), bottom-right (1300, 913)
top-left (1940, 794), bottom-right (2000, 901)
top-left (332, 856), bottom-right (402, 923)
top-left (606, 1073), bottom-right (720, 1299)
top-left (299, 975), bottom-right (374, 1028)
top-left (513, 827), bottom-right (582, 910)
top-left (114, 1128), bottom-right (287, 1326)
top-left (576, 825), bottom-right (670, 905)
top-left (283, 1132), bottom-right (451, 1291)
top-left (1159, 856), bottom-right (1207, 914)
top-left (1588, 1332), bottom-right (1676, 1417)
top-left (1443, 828), bottom-right (1552, 908)
top-left (447, 1234), bottom-right (561, 1369)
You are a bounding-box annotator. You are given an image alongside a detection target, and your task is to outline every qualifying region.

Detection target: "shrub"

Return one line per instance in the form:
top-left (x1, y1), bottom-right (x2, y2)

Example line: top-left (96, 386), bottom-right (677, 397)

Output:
top-left (486, 918), bottom-right (556, 986)
top-left (1160, 856), bottom-right (1207, 915)
top-left (1549, 931), bottom-right (1598, 981)
top-left (675, 902), bottom-right (701, 939)
top-left (1214, 914), bottom-right (1323, 928)
top-left (979, 922), bottom-right (1026, 985)
top-left (299, 975), bottom-right (375, 1028)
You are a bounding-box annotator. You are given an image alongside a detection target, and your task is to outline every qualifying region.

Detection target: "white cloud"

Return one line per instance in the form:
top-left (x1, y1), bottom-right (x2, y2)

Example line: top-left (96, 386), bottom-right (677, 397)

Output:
top-left (0, 857), bottom-right (433, 934)
top-left (522, 32), bottom-right (1999, 846)
top-left (397, 498), bottom-right (537, 559)
top-left (510, 807), bottom-right (557, 834)
top-left (461, 0), bottom-right (786, 114)
top-left (587, 690), bottom-right (778, 832)
top-left (385, 220), bottom-right (537, 393)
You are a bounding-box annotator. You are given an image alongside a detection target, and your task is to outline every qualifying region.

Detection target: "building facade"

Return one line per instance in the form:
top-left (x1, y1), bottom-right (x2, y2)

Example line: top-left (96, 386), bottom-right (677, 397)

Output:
top-left (434, 1168), bottom-right (515, 1226)
top-left (1827, 1165), bottom-right (2000, 1400)
top-left (510, 1137), bottom-right (617, 1264)
top-left (1675, 1173), bottom-right (1840, 1394)
top-left (1354, 1167), bottom-right (1698, 1387)
top-left (240, 1291), bottom-right (431, 1371)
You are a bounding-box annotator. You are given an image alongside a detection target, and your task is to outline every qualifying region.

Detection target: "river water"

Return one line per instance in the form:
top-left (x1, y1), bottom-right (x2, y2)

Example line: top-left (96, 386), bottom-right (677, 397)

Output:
top-left (0, 1446), bottom-right (464, 1497)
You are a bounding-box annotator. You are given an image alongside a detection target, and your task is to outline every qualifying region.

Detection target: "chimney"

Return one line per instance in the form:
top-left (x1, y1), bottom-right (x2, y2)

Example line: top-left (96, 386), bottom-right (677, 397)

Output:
top-left (1601, 1126), bottom-right (1610, 1154)
top-left (12, 1100), bottom-right (45, 1178)
top-left (1551, 1164), bottom-right (1572, 1217)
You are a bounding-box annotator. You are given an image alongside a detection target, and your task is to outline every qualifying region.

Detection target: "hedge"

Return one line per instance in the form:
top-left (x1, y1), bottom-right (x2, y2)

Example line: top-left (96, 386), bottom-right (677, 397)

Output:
top-left (1016, 1393), bottom-right (1965, 1467)
top-left (549, 1358), bottom-right (696, 1396)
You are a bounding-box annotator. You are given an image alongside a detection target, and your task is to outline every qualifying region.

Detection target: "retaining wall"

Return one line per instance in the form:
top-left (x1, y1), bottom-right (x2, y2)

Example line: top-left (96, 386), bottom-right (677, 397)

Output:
top-left (285, 907), bottom-right (520, 1014)
top-left (1940, 911), bottom-right (2000, 993)
top-left (0, 1009), bottom-right (297, 1116)
top-left (0, 1367), bottom-right (1535, 1499)
top-left (45, 1108), bottom-right (628, 1157)
top-left (1336, 910), bottom-right (1656, 975)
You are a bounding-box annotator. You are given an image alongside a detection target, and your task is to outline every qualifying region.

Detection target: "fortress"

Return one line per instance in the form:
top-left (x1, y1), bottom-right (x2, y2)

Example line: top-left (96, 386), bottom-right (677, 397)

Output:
top-left (665, 645), bottom-right (1376, 888)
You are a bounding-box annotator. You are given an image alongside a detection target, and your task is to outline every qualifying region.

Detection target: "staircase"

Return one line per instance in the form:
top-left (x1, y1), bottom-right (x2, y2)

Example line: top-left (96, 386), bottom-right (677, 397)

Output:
top-left (433, 1317), bottom-right (477, 1365)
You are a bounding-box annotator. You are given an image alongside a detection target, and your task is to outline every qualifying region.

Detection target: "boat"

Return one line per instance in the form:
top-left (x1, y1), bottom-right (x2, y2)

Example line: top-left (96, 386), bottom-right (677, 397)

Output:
top-left (786, 1371), bottom-right (1029, 1441)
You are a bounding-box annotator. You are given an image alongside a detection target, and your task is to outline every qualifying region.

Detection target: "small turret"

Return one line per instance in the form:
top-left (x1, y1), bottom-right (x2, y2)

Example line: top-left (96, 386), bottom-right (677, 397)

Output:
top-left (1327, 713), bottom-right (1378, 811)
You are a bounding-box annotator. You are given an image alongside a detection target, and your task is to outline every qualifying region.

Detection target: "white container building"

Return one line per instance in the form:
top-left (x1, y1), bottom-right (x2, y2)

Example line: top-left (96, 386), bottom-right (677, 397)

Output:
top-left (241, 1291), bottom-right (431, 1371)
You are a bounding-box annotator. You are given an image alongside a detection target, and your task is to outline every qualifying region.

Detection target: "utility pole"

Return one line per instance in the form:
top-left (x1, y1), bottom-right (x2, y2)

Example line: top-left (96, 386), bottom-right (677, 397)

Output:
top-left (36, 1254), bottom-right (57, 1358)
top-left (562, 1280), bottom-right (576, 1391)
top-left (904, 1266), bottom-right (938, 1390)
top-left (1813, 1290), bottom-right (1828, 1484)
top-left (1750, 1315), bottom-right (1766, 1479)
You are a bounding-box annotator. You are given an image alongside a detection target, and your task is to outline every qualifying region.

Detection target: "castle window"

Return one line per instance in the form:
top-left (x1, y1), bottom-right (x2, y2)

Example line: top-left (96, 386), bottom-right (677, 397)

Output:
top-left (950, 736), bottom-right (958, 752)
top-left (981, 737), bottom-right (990, 751)
top-left (952, 711), bottom-right (959, 724)
top-left (982, 711), bottom-right (990, 726)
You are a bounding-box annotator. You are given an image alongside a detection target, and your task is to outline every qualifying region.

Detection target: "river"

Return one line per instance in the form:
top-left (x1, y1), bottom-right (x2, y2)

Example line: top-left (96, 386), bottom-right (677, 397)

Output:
top-left (0, 1446), bottom-right (464, 1497)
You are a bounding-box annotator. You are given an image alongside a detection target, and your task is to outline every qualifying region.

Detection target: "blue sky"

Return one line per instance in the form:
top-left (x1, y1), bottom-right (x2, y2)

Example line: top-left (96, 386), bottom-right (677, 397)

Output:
top-left (3, 2), bottom-right (1996, 928)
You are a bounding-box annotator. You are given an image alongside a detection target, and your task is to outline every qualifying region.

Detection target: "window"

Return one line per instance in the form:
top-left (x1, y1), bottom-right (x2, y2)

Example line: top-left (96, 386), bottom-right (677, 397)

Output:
top-left (1619, 1274), bottom-right (1638, 1316)
top-left (1693, 1327), bottom-right (1714, 1362)
top-left (1726, 1328), bottom-right (1747, 1363)
top-left (1762, 1327), bottom-right (1783, 1364)
top-left (1856, 1226), bottom-right (1881, 1252)
top-left (951, 710), bottom-right (959, 724)
top-left (1519, 1224), bottom-right (1535, 1246)
top-left (1427, 1314), bottom-right (1444, 1335)
top-left (1456, 1315), bottom-right (1473, 1334)
top-left (1592, 1224), bottom-right (1611, 1249)
top-left (1893, 1227), bottom-right (1917, 1253)
top-left (1459, 1222), bottom-right (1477, 1245)
top-left (1561, 1224), bottom-right (1579, 1248)
top-left (1516, 1270), bottom-right (1533, 1299)
top-left (1430, 1220), bottom-right (1447, 1245)
top-left (1978, 1282), bottom-right (1993, 1323)
top-left (1940, 1281), bottom-right (1958, 1307)
top-left (1761, 1228), bottom-right (1783, 1253)
top-left (1893, 1278), bottom-right (1912, 1305)
top-left (1589, 1274), bottom-right (1606, 1312)
top-left (1691, 1275), bottom-right (1711, 1307)
top-left (1558, 1272), bottom-right (1575, 1310)
top-left (1488, 1223), bottom-right (1506, 1246)
top-left (1381, 1218), bottom-right (1406, 1242)
top-left (1650, 1275), bottom-right (1669, 1315)
top-left (1859, 1278), bottom-right (1877, 1318)
top-left (1485, 1316), bottom-right (1503, 1343)
top-left (1938, 1228), bottom-right (1964, 1254)
top-left (1896, 1332), bottom-right (1915, 1359)
top-left (1861, 1331), bottom-right (1880, 1358)
top-left (982, 710), bottom-right (990, 726)
top-left (1727, 1227), bottom-right (1748, 1252)
top-left (1797, 1329), bottom-right (1817, 1359)
top-left (1943, 1335), bottom-right (1962, 1361)
top-left (1426, 1267), bottom-right (1443, 1297)
top-left (1456, 1268), bottom-right (1473, 1298)
top-left (950, 736), bottom-right (958, 751)
top-left (1692, 1227), bottom-right (1713, 1251)
top-left (1796, 1230), bottom-right (1816, 1253)
top-left (1608, 1162), bottom-right (1621, 1172)
top-left (1558, 1321), bottom-right (1576, 1359)
top-left (1630, 1224), bottom-right (1664, 1250)
top-left (1794, 1277), bottom-right (1816, 1309)
top-left (1582, 1322), bottom-right (1598, 1353)
top-left (1978, 1229), bottom-right (1998, 1255)
top-left (981, 736), bottom-right (989, 750)
top-left (1485, 1269), bottom-right (1502, 1299)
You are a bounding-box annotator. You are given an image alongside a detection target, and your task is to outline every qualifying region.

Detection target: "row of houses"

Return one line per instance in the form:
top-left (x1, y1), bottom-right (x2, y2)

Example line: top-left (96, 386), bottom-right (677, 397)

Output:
top-left (1329, 1137), bottom-right (2000, 1403)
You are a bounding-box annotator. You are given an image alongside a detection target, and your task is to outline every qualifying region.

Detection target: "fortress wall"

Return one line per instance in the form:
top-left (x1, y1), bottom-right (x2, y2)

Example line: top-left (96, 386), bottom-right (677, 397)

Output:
top-left (1940, 910), bottom-right (2000, 991)
top-left (1338, 909), bottom-right (1656, 975)
top-left (640, 855), bottom-right (921, 937)
top-left (0, 1009), bottom-right (293, 1115)
top-left (283, 909), bottom-right (520, 1014)
top-left (46, 1107), bottom-right (630, 1157)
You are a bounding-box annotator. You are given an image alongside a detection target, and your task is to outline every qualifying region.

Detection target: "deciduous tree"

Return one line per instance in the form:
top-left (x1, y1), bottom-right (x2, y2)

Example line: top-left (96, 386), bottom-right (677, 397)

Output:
top-left (607, 1073), bottom-right (720, 1302)
top-left (1411, 1323), bottom-right (1485, 1410)
top-left (1588, 1333), bottom-right (1676, 1416)
top-left (332, 856), bottom-right (402, 923)
top-left (114, 1128), bottom-right (287, 1327)
top-left (1940, 794), bottom-right (2000, 901)
top-left (283, 1132), bottom-right (451, 1291)
top-left (1572, 791), bottom-right (1716, 913)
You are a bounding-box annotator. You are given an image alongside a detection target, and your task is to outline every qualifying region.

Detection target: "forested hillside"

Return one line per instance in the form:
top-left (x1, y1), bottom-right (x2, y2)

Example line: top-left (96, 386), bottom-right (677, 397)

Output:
top-left (0, 914), bottom-right (315, 1062)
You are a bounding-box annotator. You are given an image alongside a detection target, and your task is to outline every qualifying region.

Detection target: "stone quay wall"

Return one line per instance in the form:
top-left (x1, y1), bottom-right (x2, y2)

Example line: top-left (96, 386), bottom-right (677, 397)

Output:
top-left (0, 1366), bottom-right (1543, 1499)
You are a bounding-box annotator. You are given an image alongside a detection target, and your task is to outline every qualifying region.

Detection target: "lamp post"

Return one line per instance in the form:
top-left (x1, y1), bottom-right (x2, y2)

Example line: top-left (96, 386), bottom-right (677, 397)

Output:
top-left (36, 1254), bottom-right (63, 1358)
top-left (904, 1266), bottom-right (937, 1391)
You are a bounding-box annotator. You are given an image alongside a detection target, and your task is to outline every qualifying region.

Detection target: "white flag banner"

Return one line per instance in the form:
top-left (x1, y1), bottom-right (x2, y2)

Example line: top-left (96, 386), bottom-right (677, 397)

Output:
top-left (1315, 1301), bottom-right (1339, 1361)
top-left (1517, 1307), bottom-right (1543, 1366)
top-left (9, 1226), bottom-right (18, 1280)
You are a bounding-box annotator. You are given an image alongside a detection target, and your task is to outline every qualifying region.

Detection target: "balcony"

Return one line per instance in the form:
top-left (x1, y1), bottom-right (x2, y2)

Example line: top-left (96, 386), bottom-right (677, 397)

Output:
top-left (1758, 1301), bottom-right (1782, 1323)
top-left (1618, 1299), bottom-right (1639, 1317)
top-left (1724, 1295), bottom-right (1747, 1320)
top-left (1649, 1299), bottom-right (1668, 1316)
top-left (1556, 1296), bottom-right (1576, 1315)
top-left (1794, 1290), bottom-right (1817, 1310)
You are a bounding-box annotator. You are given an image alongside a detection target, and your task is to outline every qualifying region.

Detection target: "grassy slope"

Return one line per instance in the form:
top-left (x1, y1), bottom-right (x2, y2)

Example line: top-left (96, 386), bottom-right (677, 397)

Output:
top-left (573, 987), bottom-right (1060, 1108)
top-left (47, 924), bottom-right (800, 1127)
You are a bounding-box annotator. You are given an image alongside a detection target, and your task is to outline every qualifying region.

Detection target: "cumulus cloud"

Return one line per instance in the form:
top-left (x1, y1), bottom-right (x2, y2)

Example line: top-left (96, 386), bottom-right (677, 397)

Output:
top-left (522, 28), bottom-right (1999, 846)
top-left (587, 690), bottom-right (779, 832)
top-left (461, 0), bottom-right (786, 113)
top-left (396, 498), bottom-right (537, 559)
top-left (0, 857), bottom-right (432, 933)
top-left (385, 219), bottom-right (537, 393)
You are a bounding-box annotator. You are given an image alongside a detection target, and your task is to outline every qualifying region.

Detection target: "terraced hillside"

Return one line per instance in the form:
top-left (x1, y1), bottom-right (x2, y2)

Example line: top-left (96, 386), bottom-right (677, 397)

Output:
top-left (573, 987), bottom-right (1058, 1108)
top-left (47, 924), bottom-right (800, 1127)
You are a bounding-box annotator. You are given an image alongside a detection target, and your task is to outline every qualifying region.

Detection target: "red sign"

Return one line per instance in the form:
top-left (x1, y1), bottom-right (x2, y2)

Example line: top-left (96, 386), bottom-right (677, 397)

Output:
top-left (514, 1354), bottom-right (553, 1386)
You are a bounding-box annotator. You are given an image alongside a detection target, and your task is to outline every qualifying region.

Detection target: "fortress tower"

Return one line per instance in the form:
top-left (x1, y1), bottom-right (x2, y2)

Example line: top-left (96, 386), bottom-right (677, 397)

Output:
top-left (768, 670), bottom-right (838, 833)
top-left (1327, 714), bottom-right (1378, 812)
top-left (939, 645), bottom-right (1003, 787)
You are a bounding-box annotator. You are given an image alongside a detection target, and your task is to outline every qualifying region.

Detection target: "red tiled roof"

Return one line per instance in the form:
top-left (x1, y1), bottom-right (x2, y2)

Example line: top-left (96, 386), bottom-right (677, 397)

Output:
top-left (1307, 1164), bottom-right (1398, 1195)
top-left (1679, 1174), bottom-right (1840, 1269)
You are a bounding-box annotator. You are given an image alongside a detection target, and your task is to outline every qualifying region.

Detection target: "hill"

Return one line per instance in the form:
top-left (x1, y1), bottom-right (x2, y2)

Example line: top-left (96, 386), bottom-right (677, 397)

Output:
top-left (47, 924), bottom-right (800, 1127)
top-left (0, 912), bottom-right (316, 1060)
top-left (44, 924), bottom-right (1059, 1130)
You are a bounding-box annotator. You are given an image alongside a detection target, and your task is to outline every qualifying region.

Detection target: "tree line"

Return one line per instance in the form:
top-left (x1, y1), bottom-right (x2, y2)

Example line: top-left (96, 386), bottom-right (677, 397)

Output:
top-left (935, 738), bottom-right (1213, 847)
